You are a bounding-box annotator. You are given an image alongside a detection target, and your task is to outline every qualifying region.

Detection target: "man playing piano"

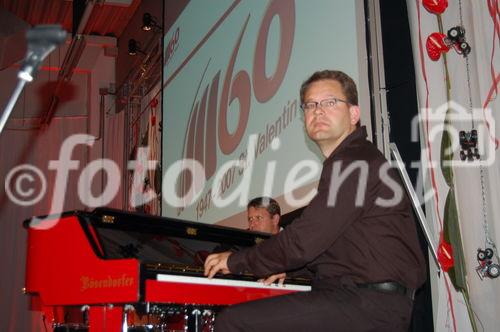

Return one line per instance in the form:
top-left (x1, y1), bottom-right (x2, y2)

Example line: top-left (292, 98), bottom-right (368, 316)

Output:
top-left (204, 70), bottom-right (426, 331)
top-left (247, 196), bottom-right (281, 235)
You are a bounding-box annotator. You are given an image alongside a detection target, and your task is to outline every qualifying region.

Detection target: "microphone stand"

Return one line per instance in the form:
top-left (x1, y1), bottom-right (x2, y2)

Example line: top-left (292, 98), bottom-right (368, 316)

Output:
top-left (0, 80), bottom-right (27, 133)
top-left (0, 25), bottom-right (67, 135)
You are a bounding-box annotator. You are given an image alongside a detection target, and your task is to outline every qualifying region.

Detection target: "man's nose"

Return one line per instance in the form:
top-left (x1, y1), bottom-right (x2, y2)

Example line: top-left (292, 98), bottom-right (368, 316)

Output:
top-left (313, 105), bottom-right (325, 115)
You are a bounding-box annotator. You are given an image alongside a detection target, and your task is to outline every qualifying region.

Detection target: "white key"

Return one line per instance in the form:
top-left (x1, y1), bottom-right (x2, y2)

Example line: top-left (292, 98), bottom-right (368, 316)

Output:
top-left (156, 274), bottom-right (311, 292)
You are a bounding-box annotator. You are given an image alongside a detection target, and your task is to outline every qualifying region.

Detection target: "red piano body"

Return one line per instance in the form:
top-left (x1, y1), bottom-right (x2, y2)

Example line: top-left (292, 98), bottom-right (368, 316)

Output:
top-left (25, 208), bottom-right (310, 331)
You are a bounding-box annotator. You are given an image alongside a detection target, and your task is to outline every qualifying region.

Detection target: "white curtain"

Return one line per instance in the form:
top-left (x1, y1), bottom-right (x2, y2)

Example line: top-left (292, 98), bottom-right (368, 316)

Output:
top-left (406, 1), bottom-right (500, 331)
top-left (0, 117), bottom-right (88, 331)
top-left (104, 110), bottom-right (125, 209)
top-left (0, 109), bottom-right (124, 330)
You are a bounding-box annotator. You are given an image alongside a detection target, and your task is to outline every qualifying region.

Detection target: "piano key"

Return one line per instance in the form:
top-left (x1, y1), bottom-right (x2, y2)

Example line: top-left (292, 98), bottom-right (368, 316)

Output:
top-left (156, 274), bottom-right (311, 292)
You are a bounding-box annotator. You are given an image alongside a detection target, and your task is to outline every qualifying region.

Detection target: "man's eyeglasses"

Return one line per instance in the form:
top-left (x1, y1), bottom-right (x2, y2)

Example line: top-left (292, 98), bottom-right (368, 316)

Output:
top-left (300, 97), bottom-right (349, 113)
top-left (248, 216), bottom-right (265, 223)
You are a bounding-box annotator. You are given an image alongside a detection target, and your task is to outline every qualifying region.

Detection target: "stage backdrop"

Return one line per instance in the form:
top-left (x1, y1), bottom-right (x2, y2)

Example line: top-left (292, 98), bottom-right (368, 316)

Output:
top-left (161, 0), bottom-right (371, 227)
top-left (407, 0), bottom-right (500, 331)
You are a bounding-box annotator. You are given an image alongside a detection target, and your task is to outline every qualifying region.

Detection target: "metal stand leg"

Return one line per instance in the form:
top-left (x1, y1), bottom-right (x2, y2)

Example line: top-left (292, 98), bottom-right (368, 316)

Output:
top-left (390, 143), bottom-right (441, 272)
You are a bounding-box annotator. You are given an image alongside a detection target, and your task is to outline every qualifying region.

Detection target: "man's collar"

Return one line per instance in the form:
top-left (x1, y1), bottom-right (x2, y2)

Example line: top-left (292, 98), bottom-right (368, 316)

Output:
top-left (324, 126), bottom-right (367, 161)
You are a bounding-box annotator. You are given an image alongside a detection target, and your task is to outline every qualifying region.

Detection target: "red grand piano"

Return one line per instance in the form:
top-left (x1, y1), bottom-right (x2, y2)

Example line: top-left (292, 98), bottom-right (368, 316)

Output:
top-left (24, 208), bottom-right (310, 331)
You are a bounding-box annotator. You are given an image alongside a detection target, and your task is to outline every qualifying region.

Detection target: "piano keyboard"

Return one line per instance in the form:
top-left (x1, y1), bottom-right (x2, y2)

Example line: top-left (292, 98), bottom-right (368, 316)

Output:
top-left (157, 274), bottom-right (311, 292)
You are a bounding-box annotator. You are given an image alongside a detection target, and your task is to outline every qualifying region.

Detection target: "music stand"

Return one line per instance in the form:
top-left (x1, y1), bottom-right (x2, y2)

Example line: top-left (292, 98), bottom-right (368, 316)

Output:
top-left (390, 143), bottom-right (441, 272)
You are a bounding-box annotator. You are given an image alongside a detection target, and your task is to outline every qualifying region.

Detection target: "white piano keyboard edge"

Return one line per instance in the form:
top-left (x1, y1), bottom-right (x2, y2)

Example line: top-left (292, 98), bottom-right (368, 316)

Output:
top-left (156, 274), bottom-right (311, 292)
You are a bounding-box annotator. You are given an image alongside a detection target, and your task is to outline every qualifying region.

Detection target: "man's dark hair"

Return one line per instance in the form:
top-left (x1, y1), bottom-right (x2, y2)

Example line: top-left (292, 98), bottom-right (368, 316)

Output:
top-left (247, 197), bottom-right (281, 217)
top-left (300, 70), bottom-right (358, 106)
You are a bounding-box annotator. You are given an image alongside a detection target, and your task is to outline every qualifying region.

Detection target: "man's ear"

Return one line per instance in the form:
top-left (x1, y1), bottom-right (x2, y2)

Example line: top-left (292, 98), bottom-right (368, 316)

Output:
top-left (272, 214), bottom-right (280, 226)
top-left (349, 105), bottom-right (360, 125)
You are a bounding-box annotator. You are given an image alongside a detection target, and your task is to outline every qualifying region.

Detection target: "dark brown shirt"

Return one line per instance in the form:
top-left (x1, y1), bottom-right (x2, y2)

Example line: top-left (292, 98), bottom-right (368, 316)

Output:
top-left (228, 127), bottom-right (426, 290)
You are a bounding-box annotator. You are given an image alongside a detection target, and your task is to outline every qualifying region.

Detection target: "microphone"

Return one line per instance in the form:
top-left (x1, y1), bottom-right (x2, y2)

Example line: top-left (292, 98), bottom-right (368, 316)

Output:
top-left (26, 25), bottom-right (67, 45)
top-left (19, 25), bottom-right (67, 82)
top-left (0, 25), bottom-right (67, 135)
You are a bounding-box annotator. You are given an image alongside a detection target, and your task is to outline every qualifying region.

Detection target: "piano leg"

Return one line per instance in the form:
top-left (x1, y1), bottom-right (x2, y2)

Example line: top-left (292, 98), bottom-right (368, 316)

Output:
top-left (39, 305), bottom-right (56, 331)
top-left (187, 307), bottom-right (216, 332)
top-left (190, 308), bottom-right (202, 332)
top-left (88, 305), bottom-right (123, 332)
top-left (38, 305), bottom-right (87, 331)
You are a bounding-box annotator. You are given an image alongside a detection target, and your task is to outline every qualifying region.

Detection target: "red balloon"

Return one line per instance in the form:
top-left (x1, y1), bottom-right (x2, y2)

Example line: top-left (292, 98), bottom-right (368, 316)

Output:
top-left (426, 32), bottom-right (449, 61)
top-left (438, 233), bottom-right (455, 272)
top-left (423, 0), bottom-right (448, 15)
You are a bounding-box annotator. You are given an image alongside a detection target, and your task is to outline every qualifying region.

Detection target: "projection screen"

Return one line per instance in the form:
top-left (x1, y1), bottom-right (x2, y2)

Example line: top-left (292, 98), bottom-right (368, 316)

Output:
top-left (162, 0), bottom-right (371, 228)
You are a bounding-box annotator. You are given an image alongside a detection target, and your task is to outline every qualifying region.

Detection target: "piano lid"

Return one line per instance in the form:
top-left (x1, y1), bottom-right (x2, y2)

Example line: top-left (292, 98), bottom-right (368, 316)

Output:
top-left (78, 208), bottom-right (270, 271)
